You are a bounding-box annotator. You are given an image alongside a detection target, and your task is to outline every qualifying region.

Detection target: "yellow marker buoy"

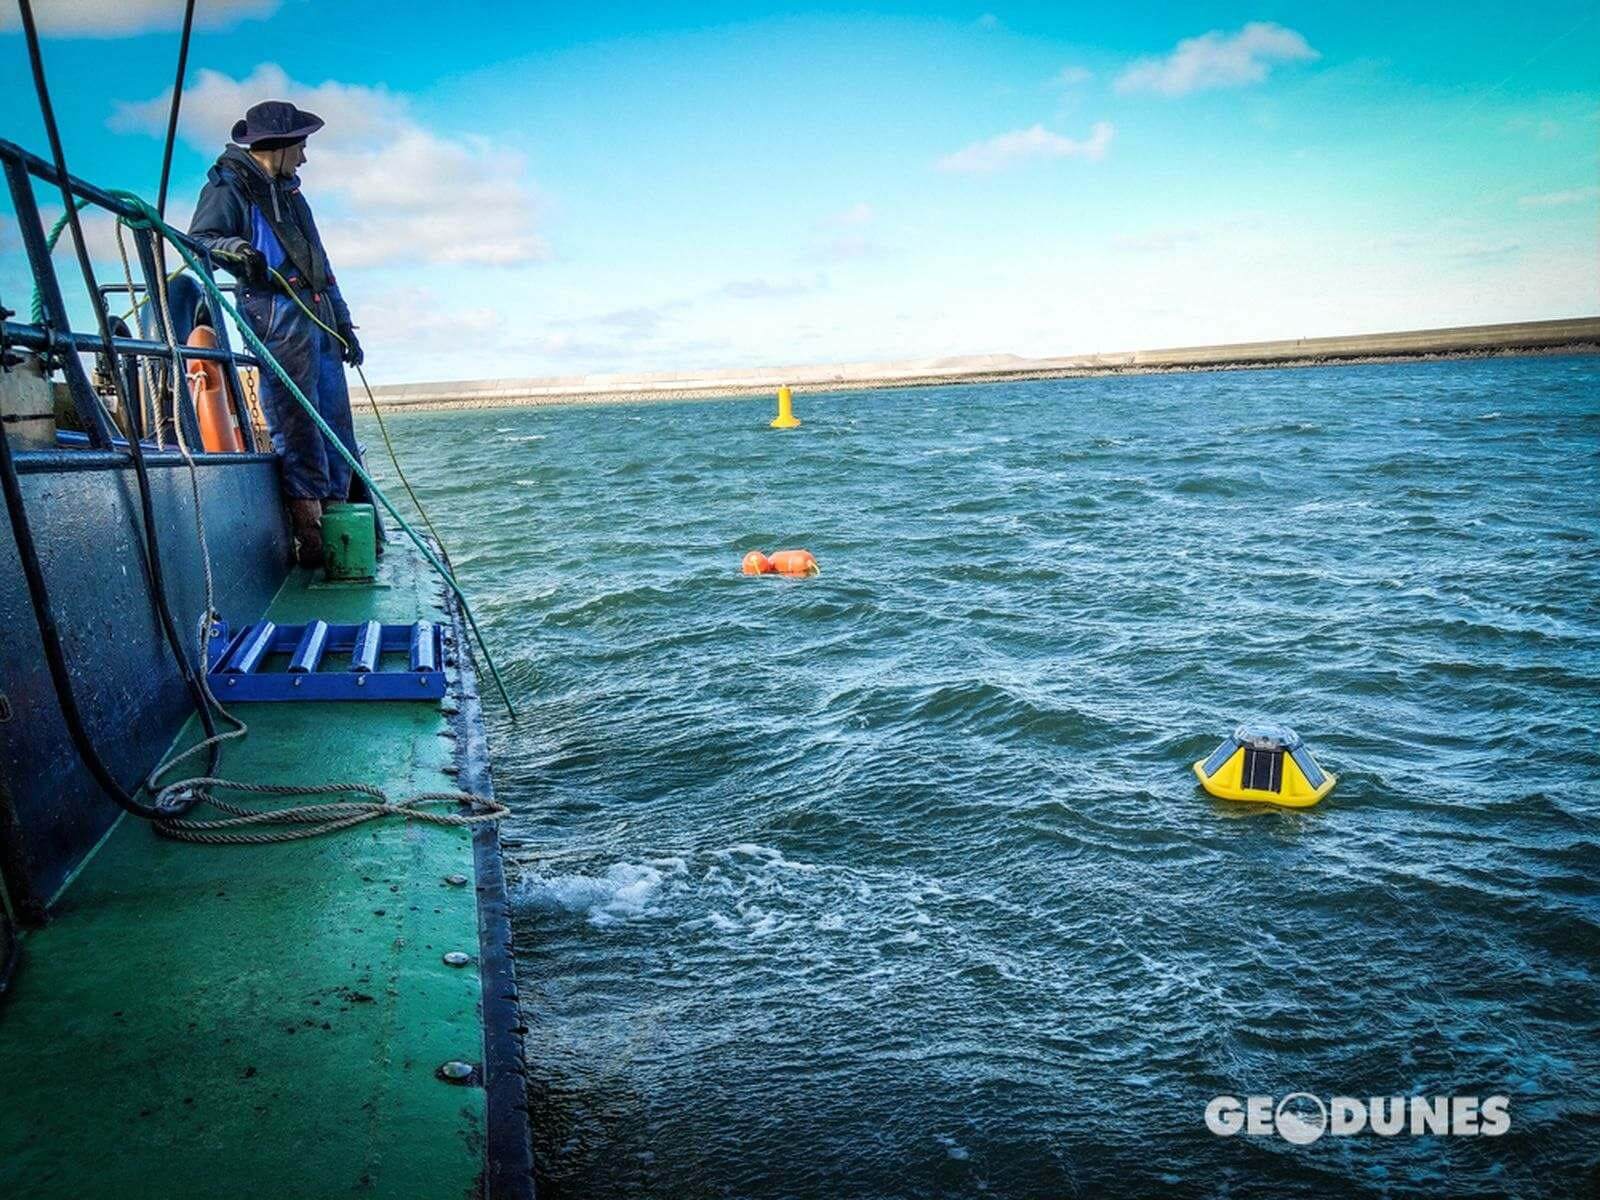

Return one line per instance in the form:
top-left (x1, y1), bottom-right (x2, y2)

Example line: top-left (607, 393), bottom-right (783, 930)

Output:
top-left (1192, 723), bottom-right (1336, 807)
top-left (770, 384), bottom-right (801, 429)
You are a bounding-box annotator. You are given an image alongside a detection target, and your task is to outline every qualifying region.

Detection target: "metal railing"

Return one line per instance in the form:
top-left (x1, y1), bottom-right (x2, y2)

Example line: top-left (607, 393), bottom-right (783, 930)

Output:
top-left (0, 138), bottom-right (260, 455)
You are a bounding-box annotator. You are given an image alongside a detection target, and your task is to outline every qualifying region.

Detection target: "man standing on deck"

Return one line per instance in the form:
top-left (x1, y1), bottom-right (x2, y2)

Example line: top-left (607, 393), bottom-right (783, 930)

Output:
top-left (188, 100), bottom-right (363, 567)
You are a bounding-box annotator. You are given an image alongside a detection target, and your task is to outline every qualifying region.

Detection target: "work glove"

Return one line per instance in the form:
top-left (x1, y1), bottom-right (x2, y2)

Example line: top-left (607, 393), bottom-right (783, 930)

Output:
top-left (223, 246), bottom-right (270, 288)
top-left (338, 324), bottom-right (364, 367)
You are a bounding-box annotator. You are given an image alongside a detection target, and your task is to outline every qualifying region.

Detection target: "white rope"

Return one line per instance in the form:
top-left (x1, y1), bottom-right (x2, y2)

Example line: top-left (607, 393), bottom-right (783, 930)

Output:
top-left (139, 220), bottom-right (249, 792)
top-left (111, 223), bottom-right (164, 449)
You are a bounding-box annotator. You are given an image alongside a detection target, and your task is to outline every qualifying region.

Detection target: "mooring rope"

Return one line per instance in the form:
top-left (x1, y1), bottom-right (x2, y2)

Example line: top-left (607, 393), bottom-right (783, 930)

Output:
top-left (151, 779), bottom-right (507, 845)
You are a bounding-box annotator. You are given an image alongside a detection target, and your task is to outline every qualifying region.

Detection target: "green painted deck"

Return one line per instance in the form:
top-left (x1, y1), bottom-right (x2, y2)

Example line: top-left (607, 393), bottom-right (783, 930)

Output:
top-left (0, 543), bottom-right (496, 1198)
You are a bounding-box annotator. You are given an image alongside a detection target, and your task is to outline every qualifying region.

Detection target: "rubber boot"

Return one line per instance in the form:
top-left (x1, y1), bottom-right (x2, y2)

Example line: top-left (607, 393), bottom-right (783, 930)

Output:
top-left (289, 498), bottom-right (324, 568)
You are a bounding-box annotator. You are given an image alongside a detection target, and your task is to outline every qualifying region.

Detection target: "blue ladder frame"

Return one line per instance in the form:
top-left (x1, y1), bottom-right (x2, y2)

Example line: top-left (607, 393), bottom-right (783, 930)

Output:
top-left (206, 619), bottom-right (446, 702)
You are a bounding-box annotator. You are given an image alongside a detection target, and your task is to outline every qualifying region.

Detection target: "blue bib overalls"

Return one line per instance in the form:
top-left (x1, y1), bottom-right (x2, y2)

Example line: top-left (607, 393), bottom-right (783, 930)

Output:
top-left (236, 205), bottom-right (359, 501)
top-left (237, 280), bottom-right (359, 501)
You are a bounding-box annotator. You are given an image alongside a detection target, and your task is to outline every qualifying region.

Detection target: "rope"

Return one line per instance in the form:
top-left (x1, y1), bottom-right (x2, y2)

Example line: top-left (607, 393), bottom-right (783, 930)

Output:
top-left (151, 778), bottom-right (507, 845)
top-left (29, 196), bottom-right (92, 324)
top-left (113, 221), bottom-right (167, 447)
top-left (136, 216), bottom-right (250, 790)
top-left (108, 188), bottom-right (518, 719)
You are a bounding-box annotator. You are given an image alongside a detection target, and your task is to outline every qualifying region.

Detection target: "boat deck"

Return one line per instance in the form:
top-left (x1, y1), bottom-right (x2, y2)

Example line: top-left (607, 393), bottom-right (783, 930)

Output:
top-left (0, 541), bottom-right (524, 1198)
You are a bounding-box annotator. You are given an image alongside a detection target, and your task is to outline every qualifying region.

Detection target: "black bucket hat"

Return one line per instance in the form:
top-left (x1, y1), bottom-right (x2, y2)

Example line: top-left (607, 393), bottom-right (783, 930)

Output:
top-left (231, 100), bottom-right (324, 149)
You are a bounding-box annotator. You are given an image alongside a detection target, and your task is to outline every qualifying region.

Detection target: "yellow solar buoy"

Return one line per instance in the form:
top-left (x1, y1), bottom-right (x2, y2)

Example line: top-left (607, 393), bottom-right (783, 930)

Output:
top-left (770, 384), bottom-right (801, 429)
top-left (1193, 723), bottom-right (1336, 808)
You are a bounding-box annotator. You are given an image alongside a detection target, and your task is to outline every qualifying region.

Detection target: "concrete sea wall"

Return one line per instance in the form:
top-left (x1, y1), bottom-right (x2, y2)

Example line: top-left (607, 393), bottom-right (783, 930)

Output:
top-left (368, 317), bottom-right (1600, 412)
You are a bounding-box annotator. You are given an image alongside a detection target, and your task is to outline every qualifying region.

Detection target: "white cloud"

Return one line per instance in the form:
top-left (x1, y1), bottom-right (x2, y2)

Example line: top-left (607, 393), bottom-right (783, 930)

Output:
top-left (1505, 115), bottom-right (1563, 141)
top-left (720, 278), bottom-right (801, 300)
top-left (0, 0), bottom-right (277, 37)
top-left (109, 64), bottom-right (546, 268)
top-left (1115, 22), bottom-right (1318, 97)
top-left (937, 121), bottom-right (1113, 173)
top-left (825, 202), bottom-right (874, 228)
top-left (357, 286), bottom-right (504, 352)
top-left (1051, 66), bottom-right (1093, 87)
top-left (1114, 227), bottom-right (1205, 253)
top-left (819, 234), bottom-right (881, 261)
top-left (1518, 185), bottom-right (1600, 208)
top-left (1447, 239), bottom-right (1522, 261)
top-left (810, 202), bottom-right (881, 259)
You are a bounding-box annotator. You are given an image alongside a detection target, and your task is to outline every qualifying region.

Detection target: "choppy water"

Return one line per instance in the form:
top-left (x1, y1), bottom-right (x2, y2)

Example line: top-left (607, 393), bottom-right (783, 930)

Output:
top-left (360, 356), bottom-right (1600, 1198)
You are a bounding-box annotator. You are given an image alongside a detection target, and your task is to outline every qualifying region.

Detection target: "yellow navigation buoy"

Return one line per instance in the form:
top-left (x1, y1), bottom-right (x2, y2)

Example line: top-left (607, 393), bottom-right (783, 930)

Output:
top-left (770, 384), bottom-right (801, 429)
top-left (1193, 723), bottom-right (1336, 808)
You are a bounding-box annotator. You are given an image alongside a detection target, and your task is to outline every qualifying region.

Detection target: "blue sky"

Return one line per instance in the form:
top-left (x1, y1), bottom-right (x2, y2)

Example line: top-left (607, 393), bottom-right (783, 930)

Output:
top-left (3, 1), bottom-right (1597, 383)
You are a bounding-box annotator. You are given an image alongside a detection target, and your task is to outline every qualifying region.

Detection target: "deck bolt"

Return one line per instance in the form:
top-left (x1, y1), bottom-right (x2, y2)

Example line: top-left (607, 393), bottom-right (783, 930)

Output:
top-left (444, 873), bottom-right (469, 886)
top-left (438, 1060), bottom-right (474, 1083)
top-left (443, 951), bottom-right (471, 967)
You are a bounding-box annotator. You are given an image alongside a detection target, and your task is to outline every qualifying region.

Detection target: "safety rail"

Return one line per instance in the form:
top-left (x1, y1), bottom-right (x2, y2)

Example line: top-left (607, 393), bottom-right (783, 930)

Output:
top-left (0, 138), bottom-right (260, 455)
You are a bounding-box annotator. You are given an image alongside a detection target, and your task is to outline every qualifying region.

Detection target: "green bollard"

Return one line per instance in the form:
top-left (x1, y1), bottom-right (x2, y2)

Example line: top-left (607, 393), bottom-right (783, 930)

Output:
top-left (322, 502), bottom-right (377, 582)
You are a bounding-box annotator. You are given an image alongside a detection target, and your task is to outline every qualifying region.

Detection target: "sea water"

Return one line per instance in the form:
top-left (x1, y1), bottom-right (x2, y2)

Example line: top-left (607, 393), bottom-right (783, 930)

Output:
top-left (360, 355), bottom-right (1600, 1198)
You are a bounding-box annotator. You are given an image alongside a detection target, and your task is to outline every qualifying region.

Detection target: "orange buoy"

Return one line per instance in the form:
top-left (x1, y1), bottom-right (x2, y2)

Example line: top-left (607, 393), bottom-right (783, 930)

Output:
top-left (767, 549), bottom-right (819, 577)
top-left (185, 325), bottom-right (244, 452)
top-left (742, 550), bottom-right (772, 575)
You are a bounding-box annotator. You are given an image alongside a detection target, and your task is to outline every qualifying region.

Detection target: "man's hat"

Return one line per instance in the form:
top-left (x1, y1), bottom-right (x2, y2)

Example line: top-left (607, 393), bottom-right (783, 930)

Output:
top-left (231, 100), bottom-right (324, 149)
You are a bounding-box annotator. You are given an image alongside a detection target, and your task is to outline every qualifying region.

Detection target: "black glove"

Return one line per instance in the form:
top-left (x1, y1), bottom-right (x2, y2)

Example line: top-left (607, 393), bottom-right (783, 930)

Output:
top-left (225, 247), bottom-right (270, 287)
top-left (338, 324), bottom-right (364, 367)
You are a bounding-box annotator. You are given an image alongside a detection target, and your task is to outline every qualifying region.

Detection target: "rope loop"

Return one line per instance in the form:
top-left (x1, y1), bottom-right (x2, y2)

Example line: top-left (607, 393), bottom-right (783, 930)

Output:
top-left (151, 777), bottom-right (507, 845)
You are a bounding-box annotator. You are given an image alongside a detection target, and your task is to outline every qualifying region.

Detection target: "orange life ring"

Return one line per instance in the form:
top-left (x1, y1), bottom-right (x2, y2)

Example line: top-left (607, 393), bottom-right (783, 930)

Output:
top-left (185, 325), bottom-right (245, 452)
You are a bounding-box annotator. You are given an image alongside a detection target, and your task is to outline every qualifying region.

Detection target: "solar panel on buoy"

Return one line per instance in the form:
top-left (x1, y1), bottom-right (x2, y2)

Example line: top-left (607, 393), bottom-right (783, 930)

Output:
top-left (1192, 723), bottom-right (1336, 807)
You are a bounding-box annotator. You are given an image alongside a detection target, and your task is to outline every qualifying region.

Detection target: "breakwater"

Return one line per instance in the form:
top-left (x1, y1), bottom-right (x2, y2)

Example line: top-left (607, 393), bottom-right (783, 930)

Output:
top-left (369, 316), bottom-right (1600, 411)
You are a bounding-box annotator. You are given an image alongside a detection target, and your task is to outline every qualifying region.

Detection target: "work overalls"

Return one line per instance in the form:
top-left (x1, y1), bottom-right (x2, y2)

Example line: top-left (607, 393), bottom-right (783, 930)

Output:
top-left (236, 193), bottom-right (357, 501)
top-left (237, 272), bottom-right (358, 502)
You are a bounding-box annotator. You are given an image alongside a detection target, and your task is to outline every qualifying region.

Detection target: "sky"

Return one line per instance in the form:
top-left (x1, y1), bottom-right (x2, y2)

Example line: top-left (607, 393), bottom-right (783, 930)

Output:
top-left (2, 0), bottom-right (1597, 384)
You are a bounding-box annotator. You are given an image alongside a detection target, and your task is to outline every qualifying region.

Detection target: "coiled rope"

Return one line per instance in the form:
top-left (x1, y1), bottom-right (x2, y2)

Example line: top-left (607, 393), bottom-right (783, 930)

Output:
top-left (150, 780), bottom-right (507, 845)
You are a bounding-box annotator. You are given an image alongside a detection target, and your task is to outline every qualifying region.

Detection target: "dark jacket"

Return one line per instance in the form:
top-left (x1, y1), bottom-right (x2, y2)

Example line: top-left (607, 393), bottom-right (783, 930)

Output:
top-left (188, 146), bottom-right (352, 330)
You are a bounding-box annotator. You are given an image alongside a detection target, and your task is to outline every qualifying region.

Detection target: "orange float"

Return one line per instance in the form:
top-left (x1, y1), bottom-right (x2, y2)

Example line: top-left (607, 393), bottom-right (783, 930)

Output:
top-left (185, 325), bottom-right (245, 452)
top-left (766, 549), bottom-right (819, 577)
top-left (742, 550), bottom-right (771, 575)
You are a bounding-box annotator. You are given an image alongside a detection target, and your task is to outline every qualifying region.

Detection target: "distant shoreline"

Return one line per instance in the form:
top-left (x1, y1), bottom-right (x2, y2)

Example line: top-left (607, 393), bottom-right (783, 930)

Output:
top-left (366, 317), bottom-right (1600, 413)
